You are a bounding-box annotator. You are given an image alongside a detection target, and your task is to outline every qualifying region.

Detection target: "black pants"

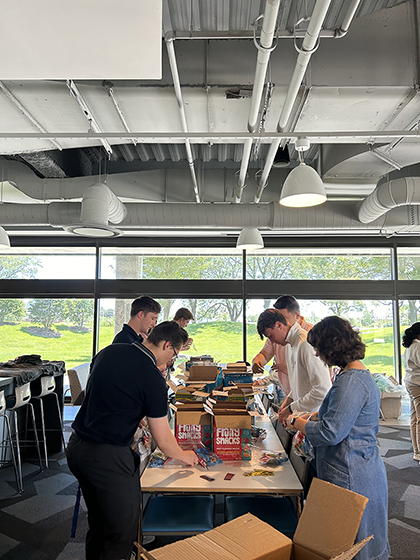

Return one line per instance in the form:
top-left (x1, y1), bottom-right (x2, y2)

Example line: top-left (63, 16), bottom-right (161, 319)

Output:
top-left (66, 433), bottom-right (141, 560)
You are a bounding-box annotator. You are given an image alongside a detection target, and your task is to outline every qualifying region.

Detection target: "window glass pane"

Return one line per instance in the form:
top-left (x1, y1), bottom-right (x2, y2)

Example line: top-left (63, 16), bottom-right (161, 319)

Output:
top-left (0, 247), bottom-right (96, 279)
top-left (99, 297), bottom-right (243, 363)
top-left (397, 248), bottom-right (420, 280)
top-left (100, 248), bottom-right (243, 280)
top-left (247, 298), bottom-right (395, 375)
top-left (0, 298), bottom-right (94, 369)
top-left (246, 248), bottom-right (391, 280)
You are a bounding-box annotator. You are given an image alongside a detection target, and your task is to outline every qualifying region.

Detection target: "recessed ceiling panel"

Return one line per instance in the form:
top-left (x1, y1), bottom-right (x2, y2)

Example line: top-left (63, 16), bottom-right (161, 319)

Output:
top-left (0, 0), bottom-right (162, 79)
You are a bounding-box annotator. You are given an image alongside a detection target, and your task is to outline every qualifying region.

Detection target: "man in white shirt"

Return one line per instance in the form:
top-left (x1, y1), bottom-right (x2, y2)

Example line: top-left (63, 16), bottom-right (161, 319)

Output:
top-left (256, 308), bottom-right (331, 423)
top-left (252, 295), bottom-right (312, 394)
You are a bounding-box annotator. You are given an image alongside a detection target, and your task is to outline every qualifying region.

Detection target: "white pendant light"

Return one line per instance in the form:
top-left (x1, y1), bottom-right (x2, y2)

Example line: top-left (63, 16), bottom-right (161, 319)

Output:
top-left (236, 227), bottom-right (264, 250)
top-left (279, 137), bottom-right (327, 208)
top-left (0, 226), bottom-right (10, 248)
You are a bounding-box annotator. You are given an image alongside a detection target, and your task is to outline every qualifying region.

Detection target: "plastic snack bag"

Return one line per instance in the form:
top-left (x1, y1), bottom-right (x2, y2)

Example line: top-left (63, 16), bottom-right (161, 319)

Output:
top-left (251, 426), bottom-right (267, 443)
top-left (259, 451), bottom-right (288, 466)
top-left (148, 449), bottom-right (169, 467)
top-left (195, 447), bottom-right (223, 468)
top-left (292, 430), bottom-right (315, 461)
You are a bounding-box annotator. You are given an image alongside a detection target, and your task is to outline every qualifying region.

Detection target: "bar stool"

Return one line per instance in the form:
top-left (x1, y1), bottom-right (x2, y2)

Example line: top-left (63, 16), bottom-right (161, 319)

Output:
top-left (6, 382), bottom-right (43, 492)
top-left (31, 375), bottom-right (65, 468)
top-left (0, 389), bottom-right (21, 492)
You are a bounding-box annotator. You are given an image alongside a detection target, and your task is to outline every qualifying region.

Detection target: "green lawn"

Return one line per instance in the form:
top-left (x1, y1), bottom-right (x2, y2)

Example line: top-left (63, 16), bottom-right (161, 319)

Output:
top-left (0, 321), bottom-right (399, 377)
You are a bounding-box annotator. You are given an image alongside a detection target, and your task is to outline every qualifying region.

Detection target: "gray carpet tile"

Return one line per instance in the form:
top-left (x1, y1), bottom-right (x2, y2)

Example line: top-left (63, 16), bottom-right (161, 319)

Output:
top-left (400, 485), bottom-right (420, 522)
top-left (3, 495), bottom-right (78, 524)
top-left (0, 534), bottom-right (19, 555)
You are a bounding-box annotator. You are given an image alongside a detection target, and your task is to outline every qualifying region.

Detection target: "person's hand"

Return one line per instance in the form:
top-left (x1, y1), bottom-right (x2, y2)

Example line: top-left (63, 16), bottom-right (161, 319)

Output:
top-left (285, 415), bottom-right (295, 430)
top-left (252, 361), bottom-right (264, 374)
top-left (270, 363), bottom-right (281, 373)
top-left (253, 379), bottom-right (263, 386)
top-left (139, 418), bottom-right (147, 428)
top-left (181, 450), bottom-right (199, 467)
top-left (278, 406), bottom-right (290, 423)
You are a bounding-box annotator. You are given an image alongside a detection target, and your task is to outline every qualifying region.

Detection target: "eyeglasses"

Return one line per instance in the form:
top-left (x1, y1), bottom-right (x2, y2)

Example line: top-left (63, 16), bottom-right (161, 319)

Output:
top-left (170, 345), bottom-right (180, 358)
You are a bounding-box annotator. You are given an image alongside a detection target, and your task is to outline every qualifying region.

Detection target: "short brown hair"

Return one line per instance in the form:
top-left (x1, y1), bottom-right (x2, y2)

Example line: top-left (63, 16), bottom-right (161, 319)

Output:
top-left (257, 309), bottom-right (287, 340)
top-left (147, 321), bottom-right (188, 349)
top-left (307, 316), bottom-right (365, 369)
top-left (130, 296), bottom-right (161, 317)
top-left (274, 295), bottom-right (300, 313)
top-left (173, 308), bottom-right (194, 321)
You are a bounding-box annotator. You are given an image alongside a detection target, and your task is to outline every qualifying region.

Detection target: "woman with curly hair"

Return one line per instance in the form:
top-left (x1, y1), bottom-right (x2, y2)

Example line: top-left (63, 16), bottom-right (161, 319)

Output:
top-left (402, 322), bottom-right (420, 463)
top-left (285, 316), bottom-right (389, 560)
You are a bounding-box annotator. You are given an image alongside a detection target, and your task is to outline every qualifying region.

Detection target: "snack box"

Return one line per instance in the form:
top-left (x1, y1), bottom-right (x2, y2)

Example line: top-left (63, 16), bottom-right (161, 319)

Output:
top-left (214, 383), bottom-right (255, 402)
top-left (147, 479), bottom-right (371, 560)
top-left (223, 367), bottom-right (253, 386)
top-left (175, 402), bottom-right (212, 449)
top-left (185, 356), bottom-right (214, 372)
top-left (188, 364), bottom-right (220, 381)
top-left (212, 406), bottom-right (252, 461)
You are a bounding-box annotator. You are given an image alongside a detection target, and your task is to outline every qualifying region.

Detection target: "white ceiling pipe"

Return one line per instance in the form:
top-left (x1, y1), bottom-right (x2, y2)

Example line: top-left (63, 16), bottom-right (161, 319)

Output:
top-left (0, 200), bottom-right (416, 234)
top-left (335, 0), bottom-right (363, 37)
top-left (80, 183), bottom-right (127, 226)
top-left (165, 32), bottom-right (200, 204)
top-left (236, 0), bottom-right (281, 204)
top-left (358, 177), bottom-right (420, 224)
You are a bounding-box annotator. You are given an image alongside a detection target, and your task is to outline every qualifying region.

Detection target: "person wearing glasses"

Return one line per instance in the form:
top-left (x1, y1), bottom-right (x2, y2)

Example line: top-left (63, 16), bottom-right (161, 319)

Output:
top-left (67, 321), bottom-right (198, 560)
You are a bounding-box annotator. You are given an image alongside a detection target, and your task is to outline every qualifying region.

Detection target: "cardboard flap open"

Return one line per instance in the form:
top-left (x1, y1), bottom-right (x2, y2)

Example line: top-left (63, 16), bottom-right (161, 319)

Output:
top-left (329, 536), bottom-right (373, 560)
top-left (214, 410), bottom-right (251, 429)
top-left (293, 479), bottom-right (368, 559)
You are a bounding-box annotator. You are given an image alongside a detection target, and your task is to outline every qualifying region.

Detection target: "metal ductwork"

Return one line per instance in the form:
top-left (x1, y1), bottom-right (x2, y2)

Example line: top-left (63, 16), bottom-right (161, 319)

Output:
top-left (0, 200), bottom-right (418, 236)
top-left (358, 177), bottom-right (420, 224)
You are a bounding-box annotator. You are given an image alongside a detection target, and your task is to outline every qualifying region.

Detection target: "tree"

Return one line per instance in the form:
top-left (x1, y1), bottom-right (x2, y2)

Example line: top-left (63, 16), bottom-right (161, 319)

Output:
top-left (65, 300), bottom-right (94, 328)
top-left (28, 299), bottom-right (64, 329)
top-left (0, 299), bottom-right (25, 322)
top-left (0, 256), bottom-right (42, 279)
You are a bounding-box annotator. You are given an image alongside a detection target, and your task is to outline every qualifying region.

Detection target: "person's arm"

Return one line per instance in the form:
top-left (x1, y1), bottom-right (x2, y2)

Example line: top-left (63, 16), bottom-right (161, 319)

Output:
top-left (278, 395), bottom-right (293, 422)
top-left (289, 343), bottom-right (331, 413)
top-left (148, 417), bottom-right (198, 466)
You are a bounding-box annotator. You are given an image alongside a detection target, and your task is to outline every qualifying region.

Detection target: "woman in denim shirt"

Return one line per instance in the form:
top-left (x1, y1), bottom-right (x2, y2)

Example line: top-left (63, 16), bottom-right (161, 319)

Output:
top-left (286, 316), bottom-right (389, 560)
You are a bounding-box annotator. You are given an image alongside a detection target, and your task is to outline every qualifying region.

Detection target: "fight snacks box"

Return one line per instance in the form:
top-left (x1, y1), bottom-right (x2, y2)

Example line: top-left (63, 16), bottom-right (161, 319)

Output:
top-left (212, 407), bottom-right (252, 461)
top-left (175, 402), bottom-right (212, 449)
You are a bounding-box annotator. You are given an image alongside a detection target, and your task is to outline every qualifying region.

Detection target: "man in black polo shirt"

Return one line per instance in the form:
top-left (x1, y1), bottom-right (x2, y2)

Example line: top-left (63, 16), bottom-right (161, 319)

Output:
top-left (112, 295), bottom-right (161, 344)
top-left (66, 321), bottom-right (198, 560)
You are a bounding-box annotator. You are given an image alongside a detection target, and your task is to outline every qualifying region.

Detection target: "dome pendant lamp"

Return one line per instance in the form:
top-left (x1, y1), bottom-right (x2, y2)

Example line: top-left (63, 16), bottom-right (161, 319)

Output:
top-left (236, 227), bottom-right (264, 250)
top-left (279, 138), bottom-right (327, 208)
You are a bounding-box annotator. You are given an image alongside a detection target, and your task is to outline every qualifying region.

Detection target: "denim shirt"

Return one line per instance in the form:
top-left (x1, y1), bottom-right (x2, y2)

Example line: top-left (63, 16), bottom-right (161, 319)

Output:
top-left (306, 368), bottom-right (390, 560)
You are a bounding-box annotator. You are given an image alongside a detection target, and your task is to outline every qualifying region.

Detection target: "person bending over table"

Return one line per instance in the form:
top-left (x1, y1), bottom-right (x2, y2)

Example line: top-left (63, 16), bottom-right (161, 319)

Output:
top-left (285, 316), bottom-right (390, 560)
top-left (252, 295), bottom-right (312, 396)
top-left (256, 308), bottom-right (330, 423)
top-left (67, 321), bottom-right (198, 560)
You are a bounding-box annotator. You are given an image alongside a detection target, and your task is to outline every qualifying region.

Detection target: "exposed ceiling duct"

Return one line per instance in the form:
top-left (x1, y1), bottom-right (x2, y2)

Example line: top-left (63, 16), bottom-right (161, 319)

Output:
top-left (358, 176), bottom-right (420, 224)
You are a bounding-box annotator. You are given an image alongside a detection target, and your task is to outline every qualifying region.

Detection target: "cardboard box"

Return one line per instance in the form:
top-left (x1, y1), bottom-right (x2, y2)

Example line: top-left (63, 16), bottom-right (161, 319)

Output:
top-left (381, 393), bottom-right (401, 419)
top-left (213, 407), bottom-right (252, 461)
top-left (188, 365), bottom-right (220, 381)
top-left (175, 402), bottom-right (212, 449)
top-left (223, 366), bottom-right (253, 386)
top-left (148, 479), bottom-right (371, 560)
top-left (185, 356), bottom-right (214, 372)
top-left (214, 383), bottom-right (255, 402)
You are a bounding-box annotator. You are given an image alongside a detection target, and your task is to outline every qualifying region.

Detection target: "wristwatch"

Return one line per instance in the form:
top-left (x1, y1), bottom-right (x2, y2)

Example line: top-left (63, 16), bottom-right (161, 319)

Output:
top-left (290, 416), bottom-right (297, 427)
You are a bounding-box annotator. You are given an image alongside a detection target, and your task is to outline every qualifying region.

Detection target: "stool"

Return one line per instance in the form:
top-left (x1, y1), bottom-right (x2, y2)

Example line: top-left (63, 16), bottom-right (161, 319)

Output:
top-left (0, 389), bottom-right (21, 492)
top-left (6, 382), bottom-right (43, 492)
top-left (31, 376), bottom-right (65, 468)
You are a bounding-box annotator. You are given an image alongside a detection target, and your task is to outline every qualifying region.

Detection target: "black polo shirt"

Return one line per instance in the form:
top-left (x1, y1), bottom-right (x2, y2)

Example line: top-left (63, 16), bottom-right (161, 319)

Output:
top-left (112, 324), bottom-right (143, 344)
top-left (72, 343), bottom-right (167, 446)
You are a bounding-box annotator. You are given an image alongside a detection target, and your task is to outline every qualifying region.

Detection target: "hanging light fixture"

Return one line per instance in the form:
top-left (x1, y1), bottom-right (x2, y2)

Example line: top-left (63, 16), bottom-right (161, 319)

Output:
top-left (0, 226), bottom-right (10, 248)
top-left (236, 227), bottom-right (264, 250)
top-left (279, 138), bottom-right (327, 208)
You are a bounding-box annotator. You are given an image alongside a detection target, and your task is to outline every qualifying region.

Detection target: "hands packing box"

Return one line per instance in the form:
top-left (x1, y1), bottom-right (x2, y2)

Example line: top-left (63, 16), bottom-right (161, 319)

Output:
top-left (175, 402), bottom-right (212, 449)
top-left (145, 479), bottom-right (371, 560)
top-left (213, 405), bottom-right (251, 461)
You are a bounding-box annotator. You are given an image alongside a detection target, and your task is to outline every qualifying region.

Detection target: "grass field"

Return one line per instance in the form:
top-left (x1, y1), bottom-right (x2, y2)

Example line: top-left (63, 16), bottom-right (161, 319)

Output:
top-left (0, 320), bottom-right (398, 377)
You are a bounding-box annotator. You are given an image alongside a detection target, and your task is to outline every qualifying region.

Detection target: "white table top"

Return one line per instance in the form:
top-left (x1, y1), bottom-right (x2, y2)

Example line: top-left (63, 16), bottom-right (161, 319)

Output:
top-left (141, 410), bottom-right (303, 495)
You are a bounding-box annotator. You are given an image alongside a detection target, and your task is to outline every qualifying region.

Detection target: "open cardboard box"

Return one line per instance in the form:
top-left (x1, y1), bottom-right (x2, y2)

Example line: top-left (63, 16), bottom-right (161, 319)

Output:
top-left (175, 402), bottom-right (212, 449)
top-left (141, 479), bottom-right (372, 560)
top-left (188, 364), bottom-right (220, 381)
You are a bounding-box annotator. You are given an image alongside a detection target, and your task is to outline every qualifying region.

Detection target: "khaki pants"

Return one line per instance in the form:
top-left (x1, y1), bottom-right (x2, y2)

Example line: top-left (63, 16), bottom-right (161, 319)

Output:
top-left (405, 380), bottom-right (420, 456)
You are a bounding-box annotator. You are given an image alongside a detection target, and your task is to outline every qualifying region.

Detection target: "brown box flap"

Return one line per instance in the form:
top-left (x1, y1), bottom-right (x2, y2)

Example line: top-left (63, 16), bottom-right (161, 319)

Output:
top-left (214, 409), bottom-right (251, 429)
top-left (293, 479), bottom-right (368, 559)
top-left (188, 365), bottom-right (219, 381)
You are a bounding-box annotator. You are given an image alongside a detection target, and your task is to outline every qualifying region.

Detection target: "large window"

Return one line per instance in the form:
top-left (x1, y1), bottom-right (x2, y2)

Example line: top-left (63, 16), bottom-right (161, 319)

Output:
top-left (246, 248), bottom-right (392, 280)
top-left (0, 297), bottom-right (94, 369)
top-left (101, 248), bottom-right (242, 280)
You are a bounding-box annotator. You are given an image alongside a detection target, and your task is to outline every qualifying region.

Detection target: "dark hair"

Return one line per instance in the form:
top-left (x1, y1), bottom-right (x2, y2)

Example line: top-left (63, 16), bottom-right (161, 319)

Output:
top-left (147, 321), bottom-right (188, 349)
top-left (173, 308), bottom-right (194, 321)
top-left (274, 295), bottom-right (300, 313)
top-left (307, 316), bottom-right (365, 369)
top-left (130, 296), bottom-right (161, 317)
top-left (402, 322), bottom-right (420, 348)
top-left (257, 309), bottom-right (287, 340)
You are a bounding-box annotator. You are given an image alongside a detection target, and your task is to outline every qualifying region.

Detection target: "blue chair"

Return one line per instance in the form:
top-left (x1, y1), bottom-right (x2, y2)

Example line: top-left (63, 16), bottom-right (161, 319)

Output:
top-left (225, 451), bottom-right (310, 536)
top-left (142, 495), bottom-right (215, 536)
